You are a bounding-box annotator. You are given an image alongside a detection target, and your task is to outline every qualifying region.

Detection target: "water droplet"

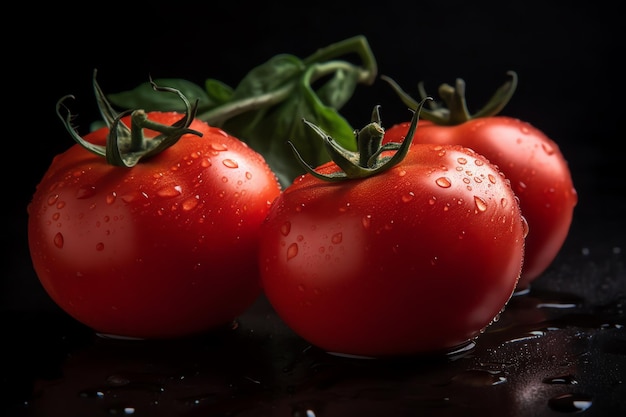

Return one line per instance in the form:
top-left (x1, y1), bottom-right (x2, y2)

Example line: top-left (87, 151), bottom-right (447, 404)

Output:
top-left (222, 159), bottom-right (238, 168)
top-left (331, 233), bottom-right (343, 244)
top-left (397, 169), bottom-right (407, 177)
top-left (401, 192), bottom-right (415, 203)
top-left (500, 198), bottom-right (508, 208)
top-left (106, 192), bottom-right (117, 204)
top-left (474, 196), bottom-right (488, 212)
top-left (54, 232), bottom-right (64, 248)
top-left (221, 176), bottom-right (229, 183)
top-left (435, 177), bottom-right (451, 188)
top-left (182, 196), bottom-right (199, 211)
top-left (537, 302), bottom-right (579, 309)
top-left (96, 242), bottom-right (104, 251)
top-left (432, 145), bottom-right (446, 156)
top-left (78, 389), bottom-right (105, 399)
top-left (156, 185), bottom-right (182, 198)
top-left (338, 202), bottom-right (350, 212)
top-left (521, 215), bottom-right (529, 238)
top-left (361, 215), bottom-right (371, 229)
top-left (47, 194), bottom-right (59, 205)
top-left (121, 192), bottom-right (139, 203)
top-left (201, 158), bottom-right (212, 168)
top-left (488, 174), bottom-right (496, 184)
top-left (280, 221), bottom-right (291, 236)
top-left (474, 159), bottom-right (484, 166)
top-left (245, 171), bottom-right (252, 180)
top-left (542, 142), bottom-right (556, 155)
top-left (457, 157), bottom-right (468, 165)
top-left (52, 212), bottom-right (60, 221)
top-left (548, 393), bottom-right (592, 413)
top-left (543, 374), bottom-right (578, 385)
top-left (107, 406), bottom-right (136, 415)
top-left (428, 197), bottom-right (437, 205)
top-left (210, 143), bottom-right (228, 152)
top-left (287, 243), bottom-right (298, 260)
top-left (76, 184), bottom-right (96, 199)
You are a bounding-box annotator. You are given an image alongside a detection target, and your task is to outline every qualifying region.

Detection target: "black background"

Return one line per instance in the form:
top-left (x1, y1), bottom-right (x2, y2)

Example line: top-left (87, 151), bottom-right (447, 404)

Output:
top-left (3, 2), bottom-right (626, 416)
top-left (7, 2), bottom-right (622, 309)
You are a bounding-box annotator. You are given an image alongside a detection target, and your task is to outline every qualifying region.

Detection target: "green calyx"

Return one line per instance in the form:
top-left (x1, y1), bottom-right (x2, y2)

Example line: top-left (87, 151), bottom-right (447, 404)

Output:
top-left (381, 71), bottom-right (518, 126)
top-left (56, 70), bottom-right (203, 168)
top-left (289, 98), bottom-right (432, 182)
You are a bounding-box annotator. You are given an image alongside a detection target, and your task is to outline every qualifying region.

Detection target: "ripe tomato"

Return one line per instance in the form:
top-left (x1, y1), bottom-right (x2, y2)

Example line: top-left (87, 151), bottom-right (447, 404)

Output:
top-left (258, 107), bottom-right (527, 357)
top-left (383, 73), bottom-right (577, 289)
top-left (28, 88), bottom-right (281, 339)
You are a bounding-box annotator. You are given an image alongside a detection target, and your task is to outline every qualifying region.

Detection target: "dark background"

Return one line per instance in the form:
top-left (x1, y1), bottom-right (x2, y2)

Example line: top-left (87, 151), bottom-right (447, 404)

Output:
top-left (3, 3), bottom-right (626, 416)
top-left (6, 3), bottom-right (623, 311)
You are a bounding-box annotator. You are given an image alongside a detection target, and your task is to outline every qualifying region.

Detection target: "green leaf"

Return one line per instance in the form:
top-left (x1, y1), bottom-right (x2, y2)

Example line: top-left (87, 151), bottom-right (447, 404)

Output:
top-left (222, 79), bottom-right (356, 187)
top-left (98, 36), bottom-right (378, 188)
top-left (203, 79), bottom-right (234, 105)
top-left (315, 67), bottom-right (359, 110)
top-left (108, 78), bottom-right (214, 113)
top-left (230, 54), bottom-right (304, 99)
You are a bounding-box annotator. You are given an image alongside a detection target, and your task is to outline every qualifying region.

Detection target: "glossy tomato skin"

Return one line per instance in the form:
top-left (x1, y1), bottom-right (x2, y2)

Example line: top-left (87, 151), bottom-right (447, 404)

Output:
top-left (384, 117), bottom-right (577, 289)
top-left (258, 143), bottom-right (526, 357)
top-left (28, 112), bottom-right (281, 339)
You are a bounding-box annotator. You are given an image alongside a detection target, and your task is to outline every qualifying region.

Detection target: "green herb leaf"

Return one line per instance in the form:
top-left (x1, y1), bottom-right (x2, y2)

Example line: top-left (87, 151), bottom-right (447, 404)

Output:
top-left (108, 78), bottom-right (214, 113)
top-left (105, 36), bottom-right (377, 188)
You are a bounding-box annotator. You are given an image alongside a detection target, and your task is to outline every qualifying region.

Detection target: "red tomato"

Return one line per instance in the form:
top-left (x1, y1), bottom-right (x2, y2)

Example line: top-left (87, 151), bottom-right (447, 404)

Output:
top-left (28, 110), bottom-right (281, 339)
top-left (381, 73), bottom-right (577, 289)
top-left (258, 110), bottom-right (527, 357)
top-left (384, 118), bottom-right (576, 289)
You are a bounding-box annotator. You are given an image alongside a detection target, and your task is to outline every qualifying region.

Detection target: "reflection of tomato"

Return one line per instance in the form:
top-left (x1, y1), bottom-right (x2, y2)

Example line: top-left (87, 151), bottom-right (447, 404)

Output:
top-left (28, 95), bottom-right (281, 339)
top-left (258, 108), bottom-right (527, 357)
top-left (383, 73), bottom-right (577, 289)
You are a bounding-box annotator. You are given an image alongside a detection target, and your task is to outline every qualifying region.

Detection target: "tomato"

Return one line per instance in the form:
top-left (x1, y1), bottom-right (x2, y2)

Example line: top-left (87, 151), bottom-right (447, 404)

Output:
top-left (258, 106), bottom-right (527, 357)
top-left (382, 72), bottom-right (577, 289)
top-left (28, 83), bottom-right (281, 339)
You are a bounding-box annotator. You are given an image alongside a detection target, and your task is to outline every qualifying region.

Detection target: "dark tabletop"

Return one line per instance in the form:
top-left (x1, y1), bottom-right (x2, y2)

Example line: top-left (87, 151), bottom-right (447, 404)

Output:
top-left (4, 2), bottom-right (624, 416)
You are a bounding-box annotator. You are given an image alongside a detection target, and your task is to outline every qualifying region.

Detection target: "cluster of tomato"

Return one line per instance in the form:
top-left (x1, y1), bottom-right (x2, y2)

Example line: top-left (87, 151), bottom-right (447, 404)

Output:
top-left (28, 68), bottom-right (577, 357)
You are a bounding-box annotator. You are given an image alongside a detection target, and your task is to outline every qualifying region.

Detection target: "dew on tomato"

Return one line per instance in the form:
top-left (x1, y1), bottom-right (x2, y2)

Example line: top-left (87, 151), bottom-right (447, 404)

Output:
top-left (29, 101), bottom-right (282, 339)
top-left (260, 137), bottom-right (526, 357)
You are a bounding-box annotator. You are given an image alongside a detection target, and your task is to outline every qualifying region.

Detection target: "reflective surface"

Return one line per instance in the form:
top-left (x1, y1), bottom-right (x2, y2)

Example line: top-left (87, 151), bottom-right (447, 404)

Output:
top-left (3, 246), bottom-right (625, 417)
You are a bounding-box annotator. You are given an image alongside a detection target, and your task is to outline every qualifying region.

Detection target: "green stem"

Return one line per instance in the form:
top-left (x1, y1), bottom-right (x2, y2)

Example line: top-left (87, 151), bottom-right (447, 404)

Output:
top-left (381, 71), bottom-right (518, 126)
top-left (197, 83), bottom-right (293, 125)
top-left (303, 35), bottom-right (378, 85)
top-left (196, 35), bottom-right (377, 124)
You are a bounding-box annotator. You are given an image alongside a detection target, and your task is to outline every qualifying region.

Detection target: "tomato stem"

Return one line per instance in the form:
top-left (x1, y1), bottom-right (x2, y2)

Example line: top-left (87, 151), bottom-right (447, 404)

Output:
top-left (287, 98), bottom-right (432, 182)
top-left (57, 70), bottom-right (203, 167)
top-left (380, 71), bottom-right (518, 126)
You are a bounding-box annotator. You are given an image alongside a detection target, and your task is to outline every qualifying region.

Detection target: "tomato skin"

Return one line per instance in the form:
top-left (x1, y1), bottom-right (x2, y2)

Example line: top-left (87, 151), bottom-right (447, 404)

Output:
top-left (384, 117), bottom-right (577, 289)
top-left (258, 143), bottom-right (526, 357)
top-left (28, 112), bottom-right (281, 339)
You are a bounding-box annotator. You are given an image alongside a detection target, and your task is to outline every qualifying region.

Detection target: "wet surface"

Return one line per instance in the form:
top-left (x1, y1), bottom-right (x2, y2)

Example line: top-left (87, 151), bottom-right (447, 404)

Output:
top-left (2, 254), bottom-right (625, 417)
